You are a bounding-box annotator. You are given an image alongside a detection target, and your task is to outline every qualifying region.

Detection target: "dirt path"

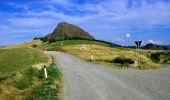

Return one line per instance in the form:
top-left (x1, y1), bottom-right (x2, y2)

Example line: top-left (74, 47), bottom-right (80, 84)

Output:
top-left (48, 51), bottom-right (170, 100)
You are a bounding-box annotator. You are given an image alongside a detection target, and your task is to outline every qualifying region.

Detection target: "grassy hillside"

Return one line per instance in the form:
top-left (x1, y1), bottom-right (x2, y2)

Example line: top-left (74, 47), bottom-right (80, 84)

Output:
top-left (41, 40), bottom-right (112, 50)
top-left (0, 48), bottom-right (49, 75)
top-left (4, 40), bottom-right (42, 49)
top-left (0, 48), bottom-right (62, 100)
top-left (55, 45), bottom-right (160, 69)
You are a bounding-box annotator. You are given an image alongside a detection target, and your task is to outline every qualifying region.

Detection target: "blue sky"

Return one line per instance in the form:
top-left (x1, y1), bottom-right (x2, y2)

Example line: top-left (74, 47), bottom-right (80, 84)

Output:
top-left (0, 0), bottom-right (170, 46)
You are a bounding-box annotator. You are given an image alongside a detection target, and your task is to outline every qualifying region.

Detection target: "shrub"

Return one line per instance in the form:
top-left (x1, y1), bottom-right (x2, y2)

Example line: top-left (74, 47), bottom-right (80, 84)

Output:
top-left (24, 64), bottom-right (61, 100)
top-left (16, 78), bottom-right (32, 90)
top-left (113, 57), bottom-right (134, 68)
top-left (32, 44), bottom-right (37, 48)
top-left (150, 53), bottom-right (161, 63)
top-left (113, 57), bottom-right (134, 64)
top-left (32, 86), bottom-right (58, 100)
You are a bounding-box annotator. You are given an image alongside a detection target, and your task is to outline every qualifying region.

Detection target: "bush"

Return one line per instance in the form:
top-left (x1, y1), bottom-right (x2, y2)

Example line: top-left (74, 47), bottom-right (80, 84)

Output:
top-left (37, 68), bottom-right (45, 79)
top-left (113, 57), bottom-right (134, 68)
top-left (32, 86), bottom-right (58, 100)
top-left (32, 44), bottom-right (37, 48)
top-left (113, 57), bottom-right (134, 64)
top-left (16, 78), bottom-right (32, 90)
top-left (150, 53), bottom-right (161, 63)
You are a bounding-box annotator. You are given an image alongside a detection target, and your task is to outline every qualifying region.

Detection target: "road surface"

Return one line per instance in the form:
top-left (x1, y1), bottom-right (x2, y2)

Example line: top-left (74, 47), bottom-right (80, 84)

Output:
top-left (48, 51), bottom-right (170, 100)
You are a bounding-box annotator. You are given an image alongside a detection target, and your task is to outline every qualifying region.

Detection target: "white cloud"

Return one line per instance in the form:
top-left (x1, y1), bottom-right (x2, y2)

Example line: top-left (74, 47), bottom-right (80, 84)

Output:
top-left (5, 2), bottom-right (29, 10)
top-left (148, 40), bottom-right (162, 44)
top-left (1, 0), bottom-right (170, 45)
top-left (126, 33), bottom-right (131, 38)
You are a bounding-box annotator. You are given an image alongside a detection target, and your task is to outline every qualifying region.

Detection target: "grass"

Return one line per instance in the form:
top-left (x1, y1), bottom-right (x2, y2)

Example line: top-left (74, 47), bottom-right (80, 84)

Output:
top-left (0, 47), bottom-right (62, 100)
top-left (0, 48), bottom-right (50, 75)
top-left (23, 63), bottom-right (62, 100)
top-left (140, 50), bottom-right (170, 63)
top-left (57, 44), bottom-right (160, 69)
top-left (39, 40), bottom-right (111, 50)
top-left (4, 40), bottom-right (42, 49)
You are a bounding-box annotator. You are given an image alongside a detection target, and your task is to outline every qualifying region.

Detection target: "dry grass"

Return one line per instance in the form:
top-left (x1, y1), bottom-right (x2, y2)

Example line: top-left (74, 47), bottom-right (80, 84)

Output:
top-left (4, 40), bottom-right (42, 49)
top-left (0, 48), bottom-right (53, 99)
top-left (61, 45), bottom-right (160, 69)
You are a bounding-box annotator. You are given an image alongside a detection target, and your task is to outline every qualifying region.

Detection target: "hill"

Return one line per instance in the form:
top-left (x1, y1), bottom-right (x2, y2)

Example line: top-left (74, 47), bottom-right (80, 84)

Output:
top-left (4, 40), bottom-right (42, 49)
top-left (45, 22), bottom-right (94, 42)
top-left (0, 48), bottom-right (49, 75)
top-left (0, 48), bottom-right (62, 99)
top-left (40, 40), bottom-right (121, 50)
top-left (142, 43), bottom-right (169, 50)
top-left (164, 45), bottom-right (170, 49)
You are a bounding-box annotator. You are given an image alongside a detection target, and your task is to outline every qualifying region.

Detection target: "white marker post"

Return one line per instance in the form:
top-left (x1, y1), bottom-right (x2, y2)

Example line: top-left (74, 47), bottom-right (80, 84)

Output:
top-left (91, 55), bottom-right (94, 61)
top-left (44, 65), bottom-right (48, 78)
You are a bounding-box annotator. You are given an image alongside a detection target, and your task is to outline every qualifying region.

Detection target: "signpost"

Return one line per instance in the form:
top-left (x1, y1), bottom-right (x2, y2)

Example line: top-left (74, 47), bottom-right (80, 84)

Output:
top-left (135, 41), bottom-right (142, 53)
top-left (135, 41), bottom-right (142, 66)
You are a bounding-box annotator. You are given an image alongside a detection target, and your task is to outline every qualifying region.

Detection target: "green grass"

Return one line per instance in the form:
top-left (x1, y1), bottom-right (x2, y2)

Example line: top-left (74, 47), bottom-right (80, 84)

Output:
top-left (40, 40), bottom-right (111, 50)
top-left (160, 52), bottom-right (170, 63)
top-left (0, 62), bottom-right (61, 100)
top-left (0, 48), bottom-right (49, 75)
top-left (0, 46), bottom-right (62, 100)
top-left (23, 63), bottom-right (61, 100)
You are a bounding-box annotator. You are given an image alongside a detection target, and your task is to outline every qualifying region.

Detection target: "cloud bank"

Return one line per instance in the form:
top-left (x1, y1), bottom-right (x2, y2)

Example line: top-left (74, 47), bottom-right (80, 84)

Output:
top-left (0, 0), bottom-right (170, 45)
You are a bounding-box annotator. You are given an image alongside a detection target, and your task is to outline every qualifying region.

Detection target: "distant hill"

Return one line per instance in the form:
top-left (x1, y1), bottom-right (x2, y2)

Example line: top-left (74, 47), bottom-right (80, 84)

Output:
top-left (45, 22), bottom-right (94, 42)
top-left (142, 43), bottom-right (169, 50)
top-left (164, 45), bottom-right (170, 49)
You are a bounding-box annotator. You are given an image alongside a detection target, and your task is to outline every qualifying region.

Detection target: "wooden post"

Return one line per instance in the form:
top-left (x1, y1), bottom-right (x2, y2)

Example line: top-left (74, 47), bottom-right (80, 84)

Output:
top-left (44, 65), bottom-right (48, 78)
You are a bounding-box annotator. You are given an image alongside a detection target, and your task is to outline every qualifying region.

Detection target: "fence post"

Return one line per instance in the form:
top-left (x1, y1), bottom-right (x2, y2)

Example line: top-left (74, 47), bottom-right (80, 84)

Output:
top-left (44, 65), bottom-right (48, 78)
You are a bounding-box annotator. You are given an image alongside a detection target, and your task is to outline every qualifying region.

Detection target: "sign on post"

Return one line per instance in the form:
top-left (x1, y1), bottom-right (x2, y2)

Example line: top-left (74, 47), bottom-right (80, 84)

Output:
top-left (135, 41), bottom-right (142, 49)
top-left (135, 41), bottom-right (142, 66)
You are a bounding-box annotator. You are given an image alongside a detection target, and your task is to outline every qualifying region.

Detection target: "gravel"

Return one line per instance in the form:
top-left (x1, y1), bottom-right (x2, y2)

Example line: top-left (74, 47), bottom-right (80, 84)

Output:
top-left (48, 51), bottom-right (170, 100)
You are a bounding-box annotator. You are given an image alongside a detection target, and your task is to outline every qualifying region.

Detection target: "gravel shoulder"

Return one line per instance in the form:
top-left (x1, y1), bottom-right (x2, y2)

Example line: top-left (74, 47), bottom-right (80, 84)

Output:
top-left (48, 51), bottom-right (170, 100)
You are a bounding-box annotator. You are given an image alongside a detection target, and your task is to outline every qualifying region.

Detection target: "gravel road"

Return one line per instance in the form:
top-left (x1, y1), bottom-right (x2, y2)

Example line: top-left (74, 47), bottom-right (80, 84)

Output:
top-left (48, 51), bottom-right (170, 100)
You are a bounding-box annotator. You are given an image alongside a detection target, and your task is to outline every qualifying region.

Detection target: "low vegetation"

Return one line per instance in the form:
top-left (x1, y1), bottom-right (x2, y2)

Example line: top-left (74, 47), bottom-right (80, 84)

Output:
top-left (0, 48), bottom-right (49, 75)
top-left (23, 64), bottom-right (62, 100)
top-left (150, 52), bottom-right (170, 63)
top-left (113, 56), bottom-right (134, 68)
top-left (53, 44), bottom-right (160, 69)
top-left (42, 40), bottom-right (112, 50)
top-left (0, 48), bottom-right (62, 100)
top-left (3, 40), bottom-right (42, 49)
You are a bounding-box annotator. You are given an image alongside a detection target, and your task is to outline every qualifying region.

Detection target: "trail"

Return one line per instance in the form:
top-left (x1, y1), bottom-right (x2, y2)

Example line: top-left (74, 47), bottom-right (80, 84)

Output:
top-left (48, 51), bottom-right (170, 100)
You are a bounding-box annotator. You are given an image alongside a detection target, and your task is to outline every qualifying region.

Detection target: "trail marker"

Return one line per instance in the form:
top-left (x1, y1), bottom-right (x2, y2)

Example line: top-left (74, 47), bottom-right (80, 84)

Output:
top-left (44, 65), bottom-right (48, 78)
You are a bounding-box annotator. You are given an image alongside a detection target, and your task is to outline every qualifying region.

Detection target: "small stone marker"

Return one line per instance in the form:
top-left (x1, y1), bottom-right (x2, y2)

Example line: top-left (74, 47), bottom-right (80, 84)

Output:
top-left (82, 44), bottom-right (87, 49)
top-left (44, 65), bottom-right (48, 78)
top-left (134, 61), bottom-right (138, 67)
